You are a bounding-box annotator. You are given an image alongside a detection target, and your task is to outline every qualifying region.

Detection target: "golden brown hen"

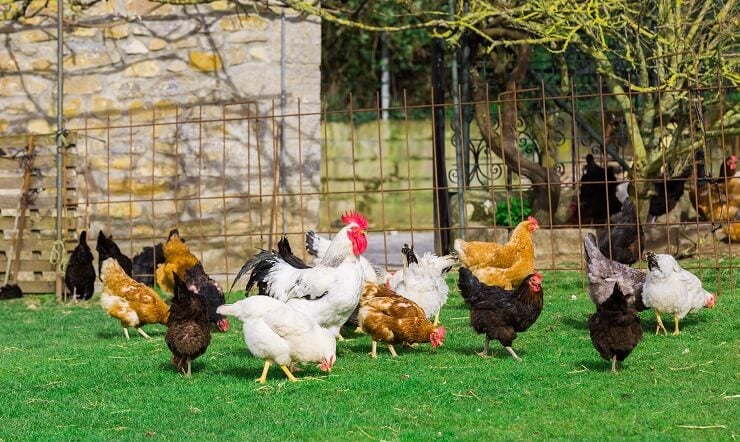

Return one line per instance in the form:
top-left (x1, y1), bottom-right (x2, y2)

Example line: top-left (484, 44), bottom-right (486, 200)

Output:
top-left (357, 282), bottom-right (446, 358)
top-left (155, 229), bottom-right (199, 294)
top-left (689, 150), bottom-right (740, 241)
top-left (454, 217), bottom-right (539, 289)
top-left (100, 258), bottom-right (169, 340)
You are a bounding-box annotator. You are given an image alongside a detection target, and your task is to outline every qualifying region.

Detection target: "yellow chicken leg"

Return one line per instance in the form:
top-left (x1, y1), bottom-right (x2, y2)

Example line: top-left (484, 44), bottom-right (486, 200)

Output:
top-left (136, 328), bottom-right (152, 339)
top-left (369, 340), bottom-right (378, 359)
top-left (280, 364), bottom-right (298, 382)
top-left (387, 345), bottom-right (398, 357)
top-left (654, 311), bottom-right (668, 336)
top-left (123, 328), bottom-right (131, 340)
top-left (256, 360), bottom-right (272, 384)
top-left (673, 316), bottom-right (681, 336)
top-left (433, 311), bottom-right (440, 327)
top-left (505, 346), bottom-right (522, 362)
top-left (611, 355), bottom-right (618, 373)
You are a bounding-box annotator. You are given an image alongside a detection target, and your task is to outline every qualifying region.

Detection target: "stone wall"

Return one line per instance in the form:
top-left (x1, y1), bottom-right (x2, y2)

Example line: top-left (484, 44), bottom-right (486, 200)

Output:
top-left (0, 0), bottom-right (321, 287)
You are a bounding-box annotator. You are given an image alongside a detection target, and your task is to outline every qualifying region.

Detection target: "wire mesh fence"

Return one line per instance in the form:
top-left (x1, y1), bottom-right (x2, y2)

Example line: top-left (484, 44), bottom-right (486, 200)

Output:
top-left (57, 82), bottom-right (738, 295)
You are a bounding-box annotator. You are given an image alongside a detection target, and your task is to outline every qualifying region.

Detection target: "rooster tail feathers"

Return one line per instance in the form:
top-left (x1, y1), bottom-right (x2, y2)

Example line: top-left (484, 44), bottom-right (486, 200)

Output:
top-left (305, 230), bottom-right (320, 257)
top-left (230, 251), bottom-right (278, 294)
top-left (457, 267), bottom-right (483, 304)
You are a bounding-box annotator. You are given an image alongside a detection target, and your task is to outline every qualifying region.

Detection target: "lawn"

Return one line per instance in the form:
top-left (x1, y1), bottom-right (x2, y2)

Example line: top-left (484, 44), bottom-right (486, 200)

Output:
top-left (0, 267), bottom-right (737, 441)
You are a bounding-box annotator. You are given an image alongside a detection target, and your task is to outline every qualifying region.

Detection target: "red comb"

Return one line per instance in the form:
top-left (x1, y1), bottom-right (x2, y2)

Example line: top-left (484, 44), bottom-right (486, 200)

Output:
top-left (341, 210), bottom-right (368, 230)
top-left (527, 216), bottom-right (538, 225)
top-left (532, 272), bottom-right (543, 283)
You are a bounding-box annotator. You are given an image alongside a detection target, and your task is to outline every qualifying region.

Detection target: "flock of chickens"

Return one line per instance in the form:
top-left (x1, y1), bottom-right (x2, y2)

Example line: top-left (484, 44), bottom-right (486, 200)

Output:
top-left (61, 206), bottom-right (718, 381)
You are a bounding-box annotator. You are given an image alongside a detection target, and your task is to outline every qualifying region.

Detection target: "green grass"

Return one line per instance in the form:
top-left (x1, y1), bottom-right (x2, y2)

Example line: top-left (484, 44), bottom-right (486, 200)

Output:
top-left (0, 269), bottom-right (738, 441)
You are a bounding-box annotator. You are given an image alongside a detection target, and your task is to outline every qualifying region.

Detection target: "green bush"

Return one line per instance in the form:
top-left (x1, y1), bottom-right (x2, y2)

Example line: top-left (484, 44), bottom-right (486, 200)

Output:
top-left (495, 198), bottom-right (532, 227)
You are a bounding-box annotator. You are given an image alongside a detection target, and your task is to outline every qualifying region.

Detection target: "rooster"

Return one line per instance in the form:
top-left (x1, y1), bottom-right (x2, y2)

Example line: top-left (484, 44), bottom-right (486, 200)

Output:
top-left (96, 231), bottom-right (132, 280)
top-left (217, 296), bottom-right (336, 383)
top-left (385, 243), bottom-right (456, 325)
top-left (454, 217), bottom-right (539, 289)
top-left (458, 267), bottom-right (543, 361)
top-left (99, 258), bottom-right (169, 340)
top-left (165, 273), bottom-right (211, 377)
top-left (305, 229), bottom-right (381, 282)
top-left (64, 230), bottom-right (96, 302)
top-left (357, 281), bottom-right (446, 358)
top-left (587, 282), bottom-right (643, 372)
top-left (642, 252), bottom-right (716, 336)
top-left (232, 211), bottom-right (369, 338)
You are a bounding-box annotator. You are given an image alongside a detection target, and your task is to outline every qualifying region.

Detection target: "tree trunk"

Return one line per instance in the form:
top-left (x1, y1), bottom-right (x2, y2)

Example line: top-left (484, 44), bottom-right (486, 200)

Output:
top-left (471, 46), bottom-right (560, 224)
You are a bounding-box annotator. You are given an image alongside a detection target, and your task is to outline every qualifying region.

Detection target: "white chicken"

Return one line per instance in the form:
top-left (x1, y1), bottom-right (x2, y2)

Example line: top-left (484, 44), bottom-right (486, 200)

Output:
top-left (386, 243), bottom-right (456, 325)
top-left (217, 296), bottom-right (336, 383)
top-left (305, 229), bottom-right (382, 283)
top-left (232, 211), bottom-right (369, 338)
top-left (642, 252), bottom-right (716, 336)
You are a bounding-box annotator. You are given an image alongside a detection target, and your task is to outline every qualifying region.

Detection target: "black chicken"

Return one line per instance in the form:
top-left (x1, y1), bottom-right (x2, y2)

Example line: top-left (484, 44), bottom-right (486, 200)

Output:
top-left (587, 282), bottom-right (643, 372)
top-left (165, 273), bottom-right (212, 377)
top-left (579, 154), bottom-right (622, 224)
top-left (183, 263), bottom-right (229, 332)
top-left (64, 230), bottom-right (96, 301)
top-left (96, 231), bottom-right (133, 280)
top-left (597, 197), bottom-right (644, 265)
top-left (647, 161), bottom-right (693, 223)
top-left (132, 243), bottom-right (165, 286)
top-left (458, 267), bottom-right (543, 361)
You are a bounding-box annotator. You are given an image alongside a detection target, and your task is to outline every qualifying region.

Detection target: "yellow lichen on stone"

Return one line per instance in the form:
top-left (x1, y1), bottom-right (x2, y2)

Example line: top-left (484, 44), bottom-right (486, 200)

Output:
top-left (189, 52), bottom-right (222, 72)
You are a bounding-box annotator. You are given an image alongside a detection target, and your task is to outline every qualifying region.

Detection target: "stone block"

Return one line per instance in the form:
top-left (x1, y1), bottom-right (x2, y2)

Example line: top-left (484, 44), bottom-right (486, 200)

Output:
top-left (148, 38), bottom-right (167, 51)
top-left (63, 97), bottom-right (83, 117)
top-left (27, 118), bottom-right (51, 134)
top-left (220, 15), bottom-right (268, 32)
top-left (91, 96), bottom-right (114, 113)
top-left (124, 60), bottom-right (161, 77)
top-left (31, 59), bottom-right (53, 71)
top-left (167, 60), bottom-right (188, 72)
top-left (64, 52), bottom-right (117, 70)
top-left (121, 38), bottom-right (149, 55)
top-left (189, 51), bottom-right (222, 72)
top-left (104, 24), bottom-right (130, 39)
top-left (65, 75), bottom-right (103, 94)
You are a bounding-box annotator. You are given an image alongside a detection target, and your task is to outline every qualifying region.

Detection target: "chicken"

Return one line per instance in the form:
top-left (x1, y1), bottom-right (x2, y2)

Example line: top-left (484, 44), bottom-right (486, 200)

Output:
top-left (184, 263), bottom-right (229, 332)
top-left (216, 296), bottom-right (336, 383)
top-left (132, 243), bottom-right (165, 286)
top-left (305, 229), bottom-right (381, 282)
top-left (689, 149), bottom-right (740, 241)
top-left (0, 284), bottom-right (22, 299)
top-left (719, 154), bottom-right (737, 179)
top-left (597, 197), bottom-right (644, 265)
top-left (642, 252), bottom-right (716, 335)
top-left (232, 211), bottom-right (369, 338)
top-left (357, 281), bottom-right (446, 358)
top-left (155, 229), bottom-right (199, 294)
top-left (165, 272), bottom-right (211, 377)
top-left (578, 154), bottom-right (622, 224)
top-left (96, 231), bottom-right (133, 280)
top-left (584, 233), bottom-right (646, 311)
top-left (457, 267), bottom-right (543, 361)
top-left (99, 258), bottom-right (169, 340)
top-left (587, 282), bottom-right (643, 372)
top-left (385, 243), bottom-right (456, 325)
top-left (647, 162), bottom-right (692, 223)
top-left (454, 217), bottom-right (539, 289)
top-left (64, 230), bottom-right (96, 302)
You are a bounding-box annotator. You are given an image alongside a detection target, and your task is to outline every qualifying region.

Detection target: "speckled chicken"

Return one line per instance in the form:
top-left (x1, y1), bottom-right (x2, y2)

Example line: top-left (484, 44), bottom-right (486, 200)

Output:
top-left (357, 282), bottom-right (446, 358)
top-left (100, 258), bottom-right (169, 340)
top-left (165, 273), bottom-right (211, 377)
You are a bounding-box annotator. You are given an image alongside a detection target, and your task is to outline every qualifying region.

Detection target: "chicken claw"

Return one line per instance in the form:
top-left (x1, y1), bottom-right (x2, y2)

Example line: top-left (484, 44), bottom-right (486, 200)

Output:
top-left (654, 312), bottom-right (668, 336)
top-left (478, 337), bottom-right (491, 358)
top-left (672, 316), bottom-right (681, 336)
top-left (280, 364), bottom-right (298, 382)
top-left (256, 360), bottom-right (272, 384)
top-left (505, 346), bottom-right (522, 362)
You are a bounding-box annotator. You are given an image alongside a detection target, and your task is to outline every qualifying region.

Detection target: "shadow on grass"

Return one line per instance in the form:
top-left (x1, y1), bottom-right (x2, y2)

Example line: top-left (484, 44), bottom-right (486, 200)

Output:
top-left (574, 358), bottom-right (640, 373)
top-left (561, 316), bottom-right (589, 331)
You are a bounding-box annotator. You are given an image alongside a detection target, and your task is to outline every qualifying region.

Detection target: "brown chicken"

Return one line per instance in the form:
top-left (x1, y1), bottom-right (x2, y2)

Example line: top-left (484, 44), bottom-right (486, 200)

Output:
top-left (689, 149), bottom-right (740, 241)
top-left (357, 282), bottom-right (446, 358)
top-left (454, 217), bottom-right (539, 289)
top-left (155, 229), bottom-right (199, 294)
top-left (165, 273), bottom-right (211, 377)
top-left (100, 258), bottom-right (170, 340)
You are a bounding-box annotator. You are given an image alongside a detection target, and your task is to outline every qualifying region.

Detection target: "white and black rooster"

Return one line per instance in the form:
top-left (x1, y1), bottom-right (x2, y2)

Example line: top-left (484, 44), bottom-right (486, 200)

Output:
top-left (231, 211), bottom-right (369, 338)
top-left (642, 251), bottom-right (716, 336)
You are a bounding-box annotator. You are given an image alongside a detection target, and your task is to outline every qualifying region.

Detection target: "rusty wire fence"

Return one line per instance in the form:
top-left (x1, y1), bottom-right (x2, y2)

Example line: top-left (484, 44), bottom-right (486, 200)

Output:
top-left (60, 83), bottom-right (738, 295)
